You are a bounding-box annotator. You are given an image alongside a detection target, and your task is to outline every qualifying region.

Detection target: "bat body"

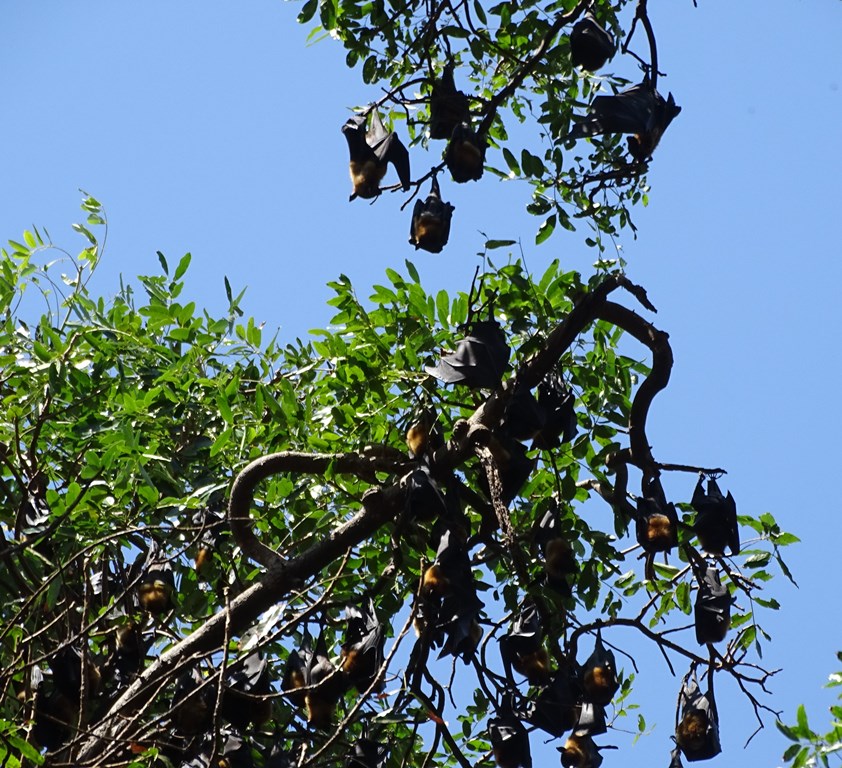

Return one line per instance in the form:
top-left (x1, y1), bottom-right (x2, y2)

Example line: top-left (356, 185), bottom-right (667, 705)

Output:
top-left (635, 478), bottom-right (678, 553)
top-left (172, 668), bottom-right (213, 735)
top-left (137, 550), bottom-right (175, 615)
top-left (406, 466), bottom-right (448, 521)
top-left (406, 407), bottom-right (440, 459)
top-left (568, 82), bottom-right (681, 161)
top-left (501, 383), bottom-right (546, 442)
top-left (342, 111), bottom-right (411, 200)
top-left (675, 671), bottom-right (721, 761)
top-left (694, 564), bottom-right (731, 644)
top-left (532, 374), bottom-right (577, 449)
top-left (692, 476), bottom-right (739, 556)
top-left (536, 506), bottom-right (577, 596)
top-left (305, 634), bottom-right (343, 729)
top-left (480, 434), bottom-right (536, 505)
top-left (426, 318), bottom-right (510, 388)
top-left (340, 600), bottom-right (385, 692)
top-left (569, 14), bottom-right (615, 72)
top-left (409, 177), bottom-right (455, 253)
top-left (430, 63), bottom-right (471, 140)
top-left (501, 602), bottom-right (552, 686)
top-left (523, 668), bottom-right (579, 736)
top-left (580, 633), bottom-right (619, 706)
top-left (559, 735), bottom-right (603, 768)
top-left (445, 122), bottom-right (486, 182)
top-left (345, 736), bottom-right (390, 768)
top-left (489, 699), bottom-right (532, 768)
top-left (573, 702), bottom-right (607, 737)
top-left (222, 651), bottom-right (272, 729)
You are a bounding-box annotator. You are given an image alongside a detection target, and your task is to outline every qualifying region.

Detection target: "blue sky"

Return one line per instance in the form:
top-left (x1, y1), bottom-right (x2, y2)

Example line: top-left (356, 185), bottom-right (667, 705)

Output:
top-left (2, 1), bottom-right (842, 766)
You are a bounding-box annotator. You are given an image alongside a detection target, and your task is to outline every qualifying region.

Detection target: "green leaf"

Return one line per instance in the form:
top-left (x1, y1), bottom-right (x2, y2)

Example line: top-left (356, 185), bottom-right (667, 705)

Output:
top-left (536, 215), bottom-right (556, 244)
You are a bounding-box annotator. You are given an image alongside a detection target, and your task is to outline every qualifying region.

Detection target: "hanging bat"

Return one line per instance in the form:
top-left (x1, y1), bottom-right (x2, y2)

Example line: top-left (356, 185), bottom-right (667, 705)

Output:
top-left (691, 475), bottom-right (739, 556)
top-left (445, 122), bottom-right (486, 182)
top-left (136, 543), bottom-right (175, 615)
top-left (430, 63), bottom-right (471, 140)
top-left (218, 731), bottom-right (255, 768)
top-left (282, 648), bottom-right (309, 707)
top-left (635, 475), bottom-right (678, 564)
top-left (568, 82), bottom-right (681, 162)
top-left (192, 505), bottom-right (226, 574)
top-left (500, 602), bottom-right (552, 686)
top-left (171, 667), bottom-right (213, 735)
top-left (345, 735), bottom-right (390, 768)
top-left (500, 383), bottom-right (546, 443)
top-left (406, 407), bottom-right (441, 459)
top-left (340, 599), bottom-right (385, 692)
top-left (572, 701), bottom-right (607, 737)
top-left (111, 621), bottom-right (146, 686)
top-left (693, 563), bottom-right (731, 645)
top-left (437, 603), bottom-right (483, 662)
top-left (535, 506), bottom-right (577, 597)
top-left (579, 631), bottom-right (619, 706)
top-left (426, 318), bottom-right (510, 388)
top-left (675, 670), bottom-right (721, 761)
top-left (488, 697), bottom-right (532, 768)
top-left (479, 434), bottom-right (537, 505)
top-left (559, 734), bottom-right (604, 768)
top-left (406, 466), bottom-right (448, 521)
top-left (532, 373), bottom-right (577, 449)
top-left (50, 644), bottom-right (101, 700)
top-left (342, 110), bottom-right (411, 201)
top-left (222, 651), bottom-right (273, 729)
top-left (523, 667), bottom-right (579, 736)
top-left (569, 14), bottom-right (616, 72)
top-left (305, 633), bottom-right (345, 729)
top-left (30, 668), bottom-right (74, 752)
top-left (409, 177), bottom-right (455, 253)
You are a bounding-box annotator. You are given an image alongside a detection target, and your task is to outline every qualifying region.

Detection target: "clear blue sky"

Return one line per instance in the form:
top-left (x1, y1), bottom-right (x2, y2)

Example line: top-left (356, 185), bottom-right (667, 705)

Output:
top-left (2, 2), bottom-right (841, 766)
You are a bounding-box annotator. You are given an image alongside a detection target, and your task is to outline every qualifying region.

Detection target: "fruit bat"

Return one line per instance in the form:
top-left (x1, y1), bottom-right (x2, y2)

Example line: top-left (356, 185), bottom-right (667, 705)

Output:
top-left (305, 633), bottom-right (345, 729)
top-left (635, 476), bottom-right (678, 554)
top-left (522, 668), bottom-right (579, 736)
top-left (693, 563), bottom-right (731, 645)
top-left (675, 671), bottom-right (721, 761)
top-left (282, 648), bottom-right (309, 707)
top-left (429, 63), bottom-right (471, 140)
top-left (192, 505), bottom-right (226, 574)
top-left (488, 697), bottom-right (532, 768)
top-left (28, 667), bottom-right (73, 752)
top-left (137, 544), bottom-right (175, 615)
top-left (50, 644), bottom-right (101, 700)
top-left (217, 731), bottom-right (255, 768)
top-left (569, 14), bottom-right (616, 71)
top-left (532, 374), bottom-right (577, 450)
top-left (345, 736), bottom-right (390, 768)
top-left (568, 82), bottom-right (681, 162)
top-left (171, 667), bottom-right (213, 735)
top-left (535, 506), bottom-right (577, 596)
top-left (222, 651), bottom-right (273, 729)
top-left (500, 602), bottom-right (552, 686)
top-left (409, 177), bottom-right (455, 253)
top-left (559, 734), bottom-right (603, 768)
top-left (501, 383), bottom-right (546, 443)
top-left (342, 111), bottom-right (411, 200)
top-left (426, 318), bottom-right (510, 388)
top-left (479, 434), bottom-right (537, 505)
top-left (579, 631), bottom-right (619, 706)
top-left (111, 621), bottom-right (146, 686)
top-left (691, 475), bottom-right (739, 556)
top-left (340, 599), bottom-right (385, 692)
top-left (445, 122), bottom-right (486, 183)
top-left (572, 702), bottom-right (607, 737)
top-left (406, 466), bottom-right (448, 521)
top-left (406, 407), bottom-right (441, 459)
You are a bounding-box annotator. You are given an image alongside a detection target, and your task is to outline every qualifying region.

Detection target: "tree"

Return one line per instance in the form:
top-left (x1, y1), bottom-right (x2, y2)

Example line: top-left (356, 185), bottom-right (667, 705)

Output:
top-left (0, 2), bottom-right (798, 767)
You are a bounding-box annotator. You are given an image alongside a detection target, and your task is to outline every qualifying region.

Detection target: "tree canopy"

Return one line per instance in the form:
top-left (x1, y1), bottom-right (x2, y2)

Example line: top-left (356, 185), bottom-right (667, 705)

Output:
top-left (0, 2), bottom-right (807, 768)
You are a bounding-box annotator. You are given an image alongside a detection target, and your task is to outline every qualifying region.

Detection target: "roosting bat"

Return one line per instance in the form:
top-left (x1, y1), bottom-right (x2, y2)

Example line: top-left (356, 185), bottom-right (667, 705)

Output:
top-left (568, 82), bottom-right (681, 161)
top-left (572, 701), bottom-right (607, 737)
top-left (532, 373), bottom-right (577, 449)
top-left (136, 542), bottom-right (175, 615)
top-left (693, 563), bottom-right (731, 645)
top-left (409, 176), bottom-right (455, 253)
top-left (635, 476), bottom-right (679, 572)
top-left (489, 697), bottom-right (532, 768)
top-left (522, 667), bottom-right (579, 736)
top-left (480, 433), bottom-right (536, 505)
top-left (345, 735), bottom-right (390, 768)
top-left (284, 634), bottom-right (344, 729)
top-left (445, 122), bottom-right (486, 182)
top-left (500, 383), bottom-right (546, 443)
top-left (342, 110), bottom-right (411, 200)
top-left (500, 602), bottom-right (552, 686)
top-left (426, 318), bottom-right (510, 388)
top-left (675, 670), bottom-right (721, 761)
top-left (535, 505), bottom-right (578, 597)
top-left (406, 465), bottom-right (448, 521)
top-left (222, 651), bottom-right (273, 729)
top-left (569, 14), bottom-right (615, 71)
top-left (691, 475), bottom-right (739, 556)
top-left (579, 631), bottom-right (619, 706)
top-left (340, 599), bottom-right (385, 692)
top-left (172, 667), bottom-right (213, 735)
top-left (430, 62), bottom-right (471, 140)
top-left (559, 734), bottom-right (605, 768)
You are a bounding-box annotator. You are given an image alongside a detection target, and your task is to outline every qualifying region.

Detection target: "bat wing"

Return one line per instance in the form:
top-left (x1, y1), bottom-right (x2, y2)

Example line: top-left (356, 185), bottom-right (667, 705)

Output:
top-left (376, 131), bottom-right (412, 190)
top-left (342, 114), bottom-right (374, 162)
top-left (569, 84), bottom-right (656, 139)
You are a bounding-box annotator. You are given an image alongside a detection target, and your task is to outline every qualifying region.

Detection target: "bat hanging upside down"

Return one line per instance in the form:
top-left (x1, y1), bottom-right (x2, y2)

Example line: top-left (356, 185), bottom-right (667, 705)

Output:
top-left (342, 110), bottom-right (411, 200)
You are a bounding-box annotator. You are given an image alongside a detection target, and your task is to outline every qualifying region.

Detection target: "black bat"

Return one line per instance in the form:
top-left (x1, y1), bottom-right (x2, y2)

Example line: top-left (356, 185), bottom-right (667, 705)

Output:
top-left (340, 599), bottom-right (385, 692)
top-left (568, 82), bottom-right (681, 162)
top-left (675, 670), bottom-right (721, 761)
top-left (430, 62), bottom-right (471, 140)
top-left (559, 734), bottom-right (604, 768)
top-left (283, 633), bottom-right (344, 729)
top-left (572, 701), bottom-right (607, 738)
top-left (29, 666), bottom-right (73, 752)
top-left (342, 110), bottom-right (411, 200)
top-left (409, 176), bottom-right (455, 253)
top-left (479, 434), bottom-right (536, 505)
top-left (282, 647), bottom-right (309, 707)
top-left (500, 383), bottom-right (546, 443)
top-left (532, 373), bottom-right (577, 450)
top-left (426, 318), bottom-right (510, 388)
top-left (406, 465), bottom-right (448, 521)
top-left (500, 602), bottom-right (552, 686)
top-left (445, 121), bottom-right (486, 182)
top-left (691, 475), bottom-right (739, 556)
top-left (191, 505), bottom-right (226, 574)
top-left (569, 14), bottom-right (615, 72)
top-left (522, 667), bottom-right (579, 736)
top-left (693, 563), bottom-right (731, 645)
top-left (111, 621), bottom-right (147, 686)
top-left (222, 651), bottom-right (273, 730)
top-left (635, 476), bottom-right (679, 574)
top-left (50, 644), bottom-right (100, 701)
top-left (579, 631), bottom-right (619, 706)
top-left (136, 542), bottom-right (176, 615)
top-left (218, 731), bottom-right (255, 768)
top-left (345, 735), bottom-right (390, 768)
top-left (535, 505), bottom-right (577, 597)
top-left (406, 407), bottom-right (442, 459)
top-left (488, 697), bottom-right (532, 768)
top-left (172, 667), bottom-right (213, 735)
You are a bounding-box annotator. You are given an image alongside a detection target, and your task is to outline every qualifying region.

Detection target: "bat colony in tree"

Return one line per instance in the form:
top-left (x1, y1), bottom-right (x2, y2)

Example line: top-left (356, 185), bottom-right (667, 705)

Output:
top-left (3, 2), bottom-right (789, 768)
